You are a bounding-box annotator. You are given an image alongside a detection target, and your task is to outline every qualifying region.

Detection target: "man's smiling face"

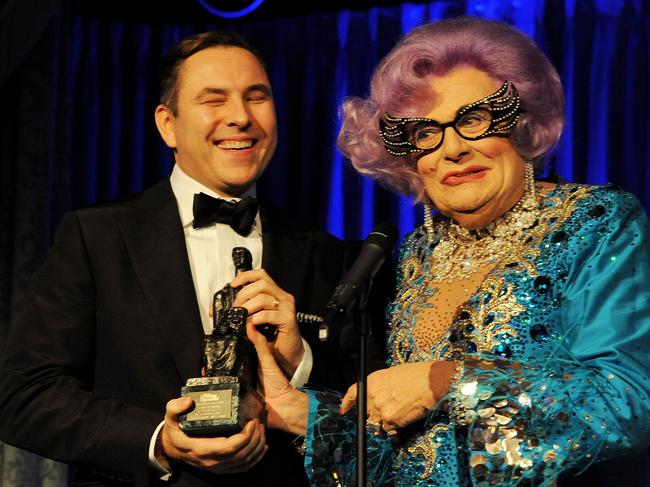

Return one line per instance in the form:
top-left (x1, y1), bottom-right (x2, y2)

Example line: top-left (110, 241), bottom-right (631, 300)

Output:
top-left (156, 46), bottom-right (277, 197)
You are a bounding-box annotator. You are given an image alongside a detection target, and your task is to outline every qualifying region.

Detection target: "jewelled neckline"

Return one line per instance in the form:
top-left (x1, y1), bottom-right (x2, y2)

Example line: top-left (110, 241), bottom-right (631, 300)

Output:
top-left (428, 163), bottom-right (539, 283)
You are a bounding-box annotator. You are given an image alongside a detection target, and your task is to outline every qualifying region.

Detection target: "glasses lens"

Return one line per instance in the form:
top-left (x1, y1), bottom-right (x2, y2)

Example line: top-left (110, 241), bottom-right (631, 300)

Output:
top-left (456, 107), bottom-right (492, 138)
top-left (406, 122), bottom-right (443, 150)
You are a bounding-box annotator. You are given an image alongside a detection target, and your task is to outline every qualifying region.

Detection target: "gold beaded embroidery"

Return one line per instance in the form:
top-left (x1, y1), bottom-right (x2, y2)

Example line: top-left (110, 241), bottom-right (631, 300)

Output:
top-left (403, 425), bottom-right (450, 479)
top-left (390, 184), bottom-right (592, 366)
top-left (433, 276), bottom-right (523, 359)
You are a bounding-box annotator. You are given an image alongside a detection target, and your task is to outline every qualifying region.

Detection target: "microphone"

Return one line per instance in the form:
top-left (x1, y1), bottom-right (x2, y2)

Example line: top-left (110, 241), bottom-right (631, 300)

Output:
top-left (320, 222), bottom-right (398, 342)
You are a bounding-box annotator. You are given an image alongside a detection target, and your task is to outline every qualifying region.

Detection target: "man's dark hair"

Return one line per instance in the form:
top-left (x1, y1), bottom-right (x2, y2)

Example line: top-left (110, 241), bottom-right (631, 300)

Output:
top-left (160, 31), bottom-right (267, 115)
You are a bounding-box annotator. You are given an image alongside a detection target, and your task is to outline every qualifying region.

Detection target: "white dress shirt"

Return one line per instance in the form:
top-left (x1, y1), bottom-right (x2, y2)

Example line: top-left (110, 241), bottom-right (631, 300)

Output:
top-left (148, 165), bottom-right (312, 475)
top-left (171, 164), bottom-right (264, 334)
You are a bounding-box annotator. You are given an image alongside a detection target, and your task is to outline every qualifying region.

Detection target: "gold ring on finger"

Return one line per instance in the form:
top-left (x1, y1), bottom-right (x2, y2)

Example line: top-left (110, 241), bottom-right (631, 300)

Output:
top-left (272, 297), bottom-right (280, 309)
top-left (366, 420), bottom-right (383, 436)
top-left (385, 429), bottom-right (398, 438)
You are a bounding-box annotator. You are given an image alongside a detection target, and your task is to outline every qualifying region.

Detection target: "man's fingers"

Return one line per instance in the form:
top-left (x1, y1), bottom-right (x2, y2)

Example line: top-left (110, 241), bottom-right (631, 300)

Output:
top-left (230, 420), bottom-right (266, 465)
top-left (211, 420), bottom-right (265, 470)
top-left (235, 286), bottom-right (292, 312)
top-left (236, 293), bottom-right (290, 317)
top-left (230, 271), bottom-right (295, 311)
top-left (161, 414), bottom-right (270, 475)
top-left (216, 419), bottom-right (258, 455)
top-left (162, 398), bottom-right (199, 460)
top-left (248, 323), bottom-right (280, 371)
top-left (230, 268), bottom-right (272, 286)
top-left (196, 420), bottom-right (258, 462)
top-left (216, 445), bottom-right (268, 474)
top-left (231, 442), bottom-right (267, 473)
top-left (165, 397), bottom-right (194, 421)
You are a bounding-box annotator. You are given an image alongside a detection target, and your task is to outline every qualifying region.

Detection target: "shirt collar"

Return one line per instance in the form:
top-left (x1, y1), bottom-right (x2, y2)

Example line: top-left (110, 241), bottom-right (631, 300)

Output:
top-left (169, 164), bottom-right (259, 232)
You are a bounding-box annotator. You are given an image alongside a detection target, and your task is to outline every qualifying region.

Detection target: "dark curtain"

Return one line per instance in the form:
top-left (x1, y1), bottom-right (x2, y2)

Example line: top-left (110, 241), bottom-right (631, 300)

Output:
top-left (0, 0), bottom-right (648, 484)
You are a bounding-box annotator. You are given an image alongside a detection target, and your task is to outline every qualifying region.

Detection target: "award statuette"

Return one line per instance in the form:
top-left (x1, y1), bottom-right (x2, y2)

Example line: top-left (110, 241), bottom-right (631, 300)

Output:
top-left (179, 247), bottom-right (263, 437)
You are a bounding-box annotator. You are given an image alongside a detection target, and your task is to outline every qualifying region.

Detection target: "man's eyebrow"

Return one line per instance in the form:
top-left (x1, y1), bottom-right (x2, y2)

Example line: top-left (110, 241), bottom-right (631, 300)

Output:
top-left (245, 84), bottom-right (272, 96)
top-left (195, 87), bottom-right (227, 100)
top-left (194, 84), bottom-right (272, 101)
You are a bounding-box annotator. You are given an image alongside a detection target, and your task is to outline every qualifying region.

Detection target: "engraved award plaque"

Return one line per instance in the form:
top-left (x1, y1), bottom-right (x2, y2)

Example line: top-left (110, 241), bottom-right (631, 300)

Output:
top-left (179, 247), bottom-right (263, 437)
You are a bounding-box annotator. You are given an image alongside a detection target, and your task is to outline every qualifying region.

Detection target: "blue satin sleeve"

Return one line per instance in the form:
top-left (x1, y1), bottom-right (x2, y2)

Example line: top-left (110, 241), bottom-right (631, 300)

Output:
top-left (448, 190), bottom-right (650, 485)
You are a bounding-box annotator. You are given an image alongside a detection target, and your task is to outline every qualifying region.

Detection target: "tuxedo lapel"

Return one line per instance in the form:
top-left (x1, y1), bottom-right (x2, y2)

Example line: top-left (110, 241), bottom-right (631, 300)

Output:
top-left (260, 204), bottom-right (312, 303)
top-left (119, 180), bottom-right (203, 382)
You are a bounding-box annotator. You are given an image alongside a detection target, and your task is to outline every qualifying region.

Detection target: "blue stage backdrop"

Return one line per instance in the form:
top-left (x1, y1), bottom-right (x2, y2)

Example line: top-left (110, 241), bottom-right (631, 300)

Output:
top-left (0, 0), bottom-right (648, 483)
top-left (4, 0), bottom-right (645, 244)
top-left (61, 1), bottom-right (650, 242)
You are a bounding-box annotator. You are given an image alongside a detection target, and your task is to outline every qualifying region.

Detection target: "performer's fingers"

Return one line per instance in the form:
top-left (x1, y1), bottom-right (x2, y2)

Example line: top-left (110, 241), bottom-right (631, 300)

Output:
top-left (340, 384), bottom-right (358, 414)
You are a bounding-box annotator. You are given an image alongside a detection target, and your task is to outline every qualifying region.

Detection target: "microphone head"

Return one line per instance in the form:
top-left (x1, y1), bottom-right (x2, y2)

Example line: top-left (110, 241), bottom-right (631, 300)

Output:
top-left (365, 222), bottom-right (398, 255)
top-left (321, 222), bottom-right (397, 344)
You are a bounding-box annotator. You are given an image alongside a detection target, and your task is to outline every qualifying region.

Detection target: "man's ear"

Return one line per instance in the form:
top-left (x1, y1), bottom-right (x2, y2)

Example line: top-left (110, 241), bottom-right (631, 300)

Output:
top-left (154, 104), bottom-right (177, 149)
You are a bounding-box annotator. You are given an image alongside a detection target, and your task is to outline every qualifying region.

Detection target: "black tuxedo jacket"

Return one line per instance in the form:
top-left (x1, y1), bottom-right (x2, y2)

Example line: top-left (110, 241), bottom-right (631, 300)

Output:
top-left (0, 180), bottom-right (354, 486)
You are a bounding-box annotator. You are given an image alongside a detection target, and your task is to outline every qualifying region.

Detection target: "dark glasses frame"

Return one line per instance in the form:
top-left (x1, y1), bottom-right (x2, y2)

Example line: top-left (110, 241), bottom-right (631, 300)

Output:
top-left (379, 81), bottom-right (522, 156)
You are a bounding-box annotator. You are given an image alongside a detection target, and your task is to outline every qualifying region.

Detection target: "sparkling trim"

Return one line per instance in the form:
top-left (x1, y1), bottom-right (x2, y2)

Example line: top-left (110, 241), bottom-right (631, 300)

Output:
top-left (428, 162), bottom-right (538, 283)
top-left (423, 203), bottom-right (435, 242)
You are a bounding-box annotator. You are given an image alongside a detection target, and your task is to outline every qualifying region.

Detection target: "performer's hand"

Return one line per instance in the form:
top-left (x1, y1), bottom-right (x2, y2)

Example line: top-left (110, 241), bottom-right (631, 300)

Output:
top-left (159, 398), bottom-right (267, 474)
top-left (339, 361), bottom-right (457, 432)
top-left (231, 269), bottom-right (304, 378)
top-left (247, 323), bottom-right (308, 435)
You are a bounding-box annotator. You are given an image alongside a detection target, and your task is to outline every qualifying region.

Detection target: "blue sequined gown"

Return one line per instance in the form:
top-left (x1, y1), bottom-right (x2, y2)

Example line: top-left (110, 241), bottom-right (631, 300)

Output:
top-left (303, 184), bottom-right (650, 486)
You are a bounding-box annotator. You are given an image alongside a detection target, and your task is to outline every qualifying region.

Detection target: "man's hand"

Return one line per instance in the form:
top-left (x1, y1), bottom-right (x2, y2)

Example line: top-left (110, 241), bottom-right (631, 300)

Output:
top-left (231, 269), bottom-right (304, 378)
top-left (247, 322), bottom-right (308, 435)
top-left (159, 398), bottom-right (267, 474)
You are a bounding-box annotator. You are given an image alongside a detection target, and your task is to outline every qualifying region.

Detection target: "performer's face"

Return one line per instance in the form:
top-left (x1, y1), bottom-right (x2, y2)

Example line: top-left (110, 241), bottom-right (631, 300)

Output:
top-left (416, 66), bottom-right (526, 230)
top-left (156, 46), bottom-right (277, 197)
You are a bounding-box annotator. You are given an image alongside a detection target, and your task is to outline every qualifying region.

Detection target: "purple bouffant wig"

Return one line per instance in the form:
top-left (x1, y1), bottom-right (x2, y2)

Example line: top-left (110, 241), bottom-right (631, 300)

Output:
top-left (337, 17), bottom-right (565, 202)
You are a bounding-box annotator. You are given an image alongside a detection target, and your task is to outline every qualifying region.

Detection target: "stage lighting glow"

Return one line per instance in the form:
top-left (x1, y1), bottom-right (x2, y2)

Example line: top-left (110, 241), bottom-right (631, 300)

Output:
top-left (196, 0), bottom-right (264, 19)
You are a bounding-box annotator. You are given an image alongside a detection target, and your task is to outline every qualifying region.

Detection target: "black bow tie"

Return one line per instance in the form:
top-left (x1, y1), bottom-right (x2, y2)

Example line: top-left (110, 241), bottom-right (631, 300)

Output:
top-left (192, 193), bottom-right (259, 236)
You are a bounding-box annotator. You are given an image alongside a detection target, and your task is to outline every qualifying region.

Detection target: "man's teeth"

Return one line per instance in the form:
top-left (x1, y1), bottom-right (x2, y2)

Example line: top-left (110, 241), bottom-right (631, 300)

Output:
top-left (217, 140), bottom-right (254, 149)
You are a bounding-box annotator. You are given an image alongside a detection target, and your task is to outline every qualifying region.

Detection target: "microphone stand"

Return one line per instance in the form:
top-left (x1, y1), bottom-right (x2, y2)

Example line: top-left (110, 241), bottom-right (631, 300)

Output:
top-left (337, 285), bottom-right (372, 487)
top-left (355, 306), bottom-right (370, 487)
top-left (321, 223), bottom-right (396, 485)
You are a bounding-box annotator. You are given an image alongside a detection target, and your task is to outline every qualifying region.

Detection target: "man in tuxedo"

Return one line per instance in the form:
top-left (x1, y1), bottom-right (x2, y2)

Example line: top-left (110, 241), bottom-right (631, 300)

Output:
top-left (0, 31), bottom-right (355, 486)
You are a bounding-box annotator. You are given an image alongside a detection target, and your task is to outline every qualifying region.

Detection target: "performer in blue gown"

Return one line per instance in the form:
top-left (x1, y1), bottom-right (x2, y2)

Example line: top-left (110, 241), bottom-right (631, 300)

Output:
top-left (249, 17), bottom-right (650, 486)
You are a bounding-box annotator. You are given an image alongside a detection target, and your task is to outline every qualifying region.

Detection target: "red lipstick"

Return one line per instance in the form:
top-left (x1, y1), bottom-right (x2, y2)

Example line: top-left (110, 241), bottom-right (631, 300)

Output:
top-left (442, 166), bottom-right (490, 186)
